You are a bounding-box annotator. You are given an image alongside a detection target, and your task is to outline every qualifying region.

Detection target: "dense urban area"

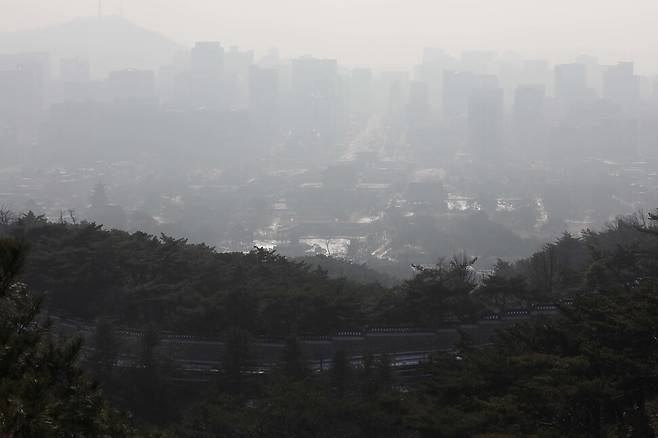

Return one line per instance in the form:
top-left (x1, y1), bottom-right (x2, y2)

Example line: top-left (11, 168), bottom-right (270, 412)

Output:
top-left (2, 9), bottom-right (658, 437)
top-left (3, 16), bottom-right (658, 275)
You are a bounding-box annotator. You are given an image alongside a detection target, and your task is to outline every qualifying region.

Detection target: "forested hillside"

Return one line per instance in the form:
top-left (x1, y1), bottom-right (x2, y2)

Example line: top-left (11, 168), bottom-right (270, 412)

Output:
top-left (2, 210), bottom-right (658, 436)
top-left (4, 212), bottom-right (391, 335)
top-left (2, 211), bottom-right (656, 334)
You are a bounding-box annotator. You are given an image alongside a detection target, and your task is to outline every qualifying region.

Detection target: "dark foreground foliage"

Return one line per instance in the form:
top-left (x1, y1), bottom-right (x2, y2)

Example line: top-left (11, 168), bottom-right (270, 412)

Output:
top-left (0, 238), bottom-right (157, 437)
top-left (5, 213), bottom-right (392, 335)
top-left (0, 212), bottom-right (607, 334)
top-left (2, 210), bottom-right (658, 436)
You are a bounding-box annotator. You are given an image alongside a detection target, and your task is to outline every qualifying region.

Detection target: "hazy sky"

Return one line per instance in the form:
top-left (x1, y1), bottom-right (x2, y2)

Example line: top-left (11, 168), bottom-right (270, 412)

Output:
top-left (3, 0), bottom-right (658, 71)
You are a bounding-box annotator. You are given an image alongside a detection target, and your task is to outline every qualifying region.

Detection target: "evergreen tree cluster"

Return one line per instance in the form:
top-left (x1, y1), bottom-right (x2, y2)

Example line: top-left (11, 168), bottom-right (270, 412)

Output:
top-left (0, 237), bottom-right (153, 437)
top-left (3, 210), bottom-right (658, 435)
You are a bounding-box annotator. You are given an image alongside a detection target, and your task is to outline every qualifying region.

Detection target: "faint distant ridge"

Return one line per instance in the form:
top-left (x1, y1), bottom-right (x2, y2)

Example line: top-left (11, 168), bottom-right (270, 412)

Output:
top-left (0, 16), bottom-right (181, 77)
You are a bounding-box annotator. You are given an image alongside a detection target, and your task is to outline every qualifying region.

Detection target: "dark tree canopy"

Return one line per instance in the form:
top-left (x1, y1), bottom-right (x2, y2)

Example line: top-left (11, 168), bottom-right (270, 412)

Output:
top-left (0, 238), bottom-right (141, 437)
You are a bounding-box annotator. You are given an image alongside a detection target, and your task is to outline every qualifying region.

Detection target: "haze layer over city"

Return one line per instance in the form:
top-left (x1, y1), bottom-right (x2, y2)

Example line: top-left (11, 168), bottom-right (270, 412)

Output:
top-left (2, 2), bottom-right (657, 275)
top-left (5, 2), bottom-right (658, 436)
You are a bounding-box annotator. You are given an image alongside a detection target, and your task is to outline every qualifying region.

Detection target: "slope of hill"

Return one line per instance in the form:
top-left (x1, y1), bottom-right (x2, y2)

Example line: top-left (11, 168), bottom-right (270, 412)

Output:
top-left (0, 16), bottom-right (181, 77)
top-left (4, 214), bottom-right (391, 336)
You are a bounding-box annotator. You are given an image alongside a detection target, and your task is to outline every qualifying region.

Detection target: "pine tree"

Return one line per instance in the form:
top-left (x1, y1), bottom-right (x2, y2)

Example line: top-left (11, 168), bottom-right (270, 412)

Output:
top-left (0, 238), bottom-right (138, 436)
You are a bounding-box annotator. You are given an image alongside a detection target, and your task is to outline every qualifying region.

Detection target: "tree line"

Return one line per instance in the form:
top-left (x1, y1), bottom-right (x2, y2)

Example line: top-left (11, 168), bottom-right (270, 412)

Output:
top-left (2, 209), bottom-right (658, 435)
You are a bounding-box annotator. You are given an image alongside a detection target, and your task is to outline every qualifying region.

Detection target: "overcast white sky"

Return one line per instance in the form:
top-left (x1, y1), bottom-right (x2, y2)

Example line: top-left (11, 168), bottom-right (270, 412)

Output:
top-left (3, 0), bottom-right (658, 71)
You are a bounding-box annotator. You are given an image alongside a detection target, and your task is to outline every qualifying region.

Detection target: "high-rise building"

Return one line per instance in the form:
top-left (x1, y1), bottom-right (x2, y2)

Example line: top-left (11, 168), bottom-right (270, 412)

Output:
top-left (258, 47), bottom-right (279, 69)
top-left (514, 84), bottom-right (545, 123)
top-left (249, 65), bottom-right (279, 145)
top-left (520, 60), bottom-right (550, 90)
top-left (58, 57), bottom-right (99, 102)
top-left (188, 42), bottom-right (225, 108)
top-left (576, 55), bottom-right (604, 96)
top-left (190, 42), bottom-right (224, 77)
top-left (416, 48), bottom-right (457, 117)
top-left (105, 69), bottom-right (155, 101)
top-left (379, 70), bottom-right (409, 116)
top-left (349, 68), bottom-right (373, 119)
top-left (442, 70), bottom-right (476, 119)
top-left (554, 63), bottom-right (588, 108)
top-left (0, 52), bottom-right (50, 109)
top-left (513, 84), bottom-right (546, 158)
top-left (443, 72), bottom-right (497, 119)
top-left (407, 81), bottom-right (430, 122)
top-left (224, 46), bottom-right (254, 109)
top-left (0, 69), bottom-right (40, 117)
top-left (289, 56), bottom-right (340, 150)
top-left (603, 62), bottom-right (638, 112)
top-left (468, 85), bottom-right (504, 157)
top-left (651, 77), bottom-right (658, 102)
top-left (249, 66), bottom-right (278, 111)
top-left (0, 52), bottom-right (48, 154)
top-left (291, 56), bottom-right (337, 97)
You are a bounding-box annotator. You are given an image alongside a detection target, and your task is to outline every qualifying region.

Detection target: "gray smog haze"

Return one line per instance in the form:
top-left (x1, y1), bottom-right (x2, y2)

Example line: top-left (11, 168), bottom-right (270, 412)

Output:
top-left (3, 0), bottom-right (658, 71)
top-left (3, 0), bottom-right (658, 277)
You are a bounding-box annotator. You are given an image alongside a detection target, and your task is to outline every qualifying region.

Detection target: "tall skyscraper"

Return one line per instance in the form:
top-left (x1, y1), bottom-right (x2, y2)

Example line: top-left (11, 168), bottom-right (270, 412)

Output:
top-left (442, 70), bottom-right (476, 119)
top-left (468, 85), bottom-right (504, 158)
top-left (349, 68), bottom-right (373, 120)
top-left (105, 69), bottom-right (155, 101)
top-left (554, 63), bottom-right (588, 109)
top-left (224, 46), bottom-right (254, 109)
top-left (603, 62), bottom-right (638, 113)
top-left (514, 84), bottom-right (545, 123)
top-left (289, 56), bottom-right (340, 149)
top-left (249, 65), bottom-right (279, 146)
top-left (520, 60), bottom-right (550, 90)
top-left (190, 42), bottom-right (224, 77)
top-left (407, 81), bottom-right (430, 122)
top-left (513, 84), bottom-right (546, 158)
top-left (443, 72), bottom-right (497, 119)
top-left (188, 41), bottom-right (225, 108)
top-left (416, 48), bottom-right (457, 117)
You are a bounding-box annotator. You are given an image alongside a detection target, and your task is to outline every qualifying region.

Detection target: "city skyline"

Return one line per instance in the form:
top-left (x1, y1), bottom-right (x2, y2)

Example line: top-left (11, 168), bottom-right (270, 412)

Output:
top-left (3, 0), bottom-right (658, 72)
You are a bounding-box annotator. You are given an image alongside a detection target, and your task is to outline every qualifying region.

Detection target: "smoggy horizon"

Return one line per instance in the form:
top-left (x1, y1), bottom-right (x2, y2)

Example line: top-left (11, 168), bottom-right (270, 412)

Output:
top-left (3, 0), bottom-right (658, 72)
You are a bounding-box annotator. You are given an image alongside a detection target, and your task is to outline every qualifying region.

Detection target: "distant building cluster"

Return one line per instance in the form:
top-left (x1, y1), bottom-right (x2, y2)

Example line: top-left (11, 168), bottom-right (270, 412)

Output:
top-left (3, 24), bottom-right (658, 272)
top-left (1, 40), bottom-right (657, 166)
